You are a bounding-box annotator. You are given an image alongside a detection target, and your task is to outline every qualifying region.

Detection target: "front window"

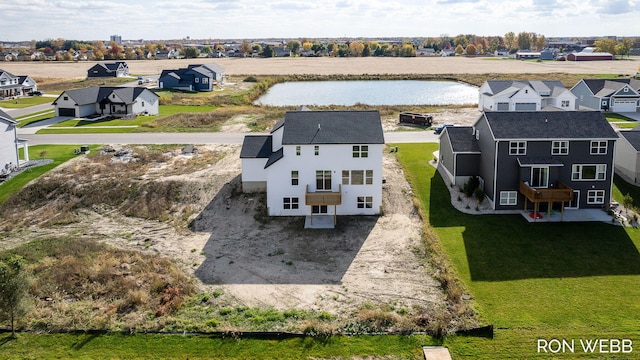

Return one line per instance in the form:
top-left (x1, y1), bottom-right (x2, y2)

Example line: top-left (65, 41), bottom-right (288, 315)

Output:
top-left (590, 141), bottom-right (607, 155)
top-left (296, 146), bottom-right (301, 156)
top-left (572, 164), bottom-right (607, 181)
top-left (357, 196), bottom-right (373, 209)
top-left (531, 167), bottom-right (549, 188)
top-left (509, 141), bottom-right (526, 155)
top-left (353, 145), bottom-right (369, 158)
top-left (316, 170), bottom-right (331, 190)
top-left (500, 191), bottom-right (518, 206)
top-left (552, 141), bottom-right (569, 155)
top-left (314, 145), bottom-right (319, 156)
top-left (312, 205), bottom-right (328, 214)
top-left (342, 170), bottom-right (349, 185)
top-left (291, 171), bottom-right (298, 185)
top-left (351, 170), bottom-right (364, 185)
top-left (283, 197), bottom-right (299, 209)
top-left (561, 100), bottom-right (570, 107)
top-left (365, 170), bottom-right (373, 185)
top-left (587, 190), bottom-right (605, 204)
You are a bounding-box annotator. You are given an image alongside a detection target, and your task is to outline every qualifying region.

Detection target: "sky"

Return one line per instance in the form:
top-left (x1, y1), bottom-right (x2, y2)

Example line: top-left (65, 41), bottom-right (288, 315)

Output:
top-left (0, 0), bottom-right (638, 42)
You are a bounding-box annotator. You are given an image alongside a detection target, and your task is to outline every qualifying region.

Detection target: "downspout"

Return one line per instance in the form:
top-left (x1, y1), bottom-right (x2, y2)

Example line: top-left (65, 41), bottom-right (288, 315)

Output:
top-left (610, 139), bottom-right (617, 206)
top-left (493, 140), bottom-right (499, 210)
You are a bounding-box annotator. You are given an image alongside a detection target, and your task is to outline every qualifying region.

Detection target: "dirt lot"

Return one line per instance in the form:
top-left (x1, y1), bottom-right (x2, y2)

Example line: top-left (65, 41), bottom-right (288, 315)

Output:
top-left (0, 144), bottom-right (445, 322)
top-left (2, 56), bottom-right (639, 79)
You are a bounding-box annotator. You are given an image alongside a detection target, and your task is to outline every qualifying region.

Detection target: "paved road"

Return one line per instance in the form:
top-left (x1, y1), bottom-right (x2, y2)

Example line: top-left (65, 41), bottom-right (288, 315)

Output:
top-left (20, 131), bottom-right (439, 145)
top-left (2, 102), bottom-right (54, 118)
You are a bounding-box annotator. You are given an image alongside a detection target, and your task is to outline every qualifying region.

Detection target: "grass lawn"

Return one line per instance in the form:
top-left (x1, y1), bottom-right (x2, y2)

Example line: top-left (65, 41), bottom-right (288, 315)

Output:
top-left (0, 332), bottom-right (434, 359)
top-left (0, 145), bottom-right (90, 205)
top-left (395, 143), bottom-right (640, 359)
top-left (14, 109), bottom-right (55, 127)
top-left (37, 105), bottom-right (218, 134)
top-left (0, 96), bottom-right (53, 108)
top-left (605, 113), bottom-right (636, 123)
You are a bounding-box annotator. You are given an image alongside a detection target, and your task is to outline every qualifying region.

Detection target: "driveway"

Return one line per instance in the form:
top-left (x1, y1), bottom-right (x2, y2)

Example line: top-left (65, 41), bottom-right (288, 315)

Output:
top-left (17, 116), bottom-right (73, 135)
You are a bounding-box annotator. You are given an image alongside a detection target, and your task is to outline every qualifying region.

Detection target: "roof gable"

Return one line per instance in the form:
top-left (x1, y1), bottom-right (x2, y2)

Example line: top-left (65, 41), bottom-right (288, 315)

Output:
top-left (619, 131), bottom-right (640, 152)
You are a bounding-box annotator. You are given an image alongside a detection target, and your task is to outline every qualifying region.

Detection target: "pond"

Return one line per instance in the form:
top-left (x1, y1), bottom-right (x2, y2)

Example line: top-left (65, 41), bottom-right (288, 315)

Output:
top-left (254, 80), bottom-right (478, 106)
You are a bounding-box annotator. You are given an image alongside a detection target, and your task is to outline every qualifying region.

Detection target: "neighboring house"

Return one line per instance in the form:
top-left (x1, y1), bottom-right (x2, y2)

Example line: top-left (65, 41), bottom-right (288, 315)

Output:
top-left (240, 110), bottom-right (385, 224)
top-left (417, 48), bottom-right (436, 56)
top-left (571, 78), bottom-right (640, 112)
top-left (515, 51), bottom-right (540, 59)
top-left (155, 49), bottom-right (180, 59)
top-left (0, 69), bottom-right (38, 97)
top-left (567, 48), bottom-right (613, 61)
top-left (614, 130), bottom-right (640, 183)
top-left (52, 86), bottom-right (159, 118)
top-left (87, 61), bottom-right (130, 78)
top-left (0, 109), bottom-right (28, 175)
top-left (439, 111), bottom-right (618, 214)
top-left (158, 63), bottom-right (225, 92)
top-left (478, 80), bottom-right (577, 112)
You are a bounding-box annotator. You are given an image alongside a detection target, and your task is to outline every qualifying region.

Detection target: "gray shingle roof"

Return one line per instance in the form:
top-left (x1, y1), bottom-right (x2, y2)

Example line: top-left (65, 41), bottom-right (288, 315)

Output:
top-left (581, 79), bottom-right (640, 95)
top-left (54, 86), bottom-right (156, 106)
top-left (618, 131), bottom-right (640, 152)
top-left (485, 80), bottom-right (566, 97)
top-left (280, 110), bottom-right (384, 145)
top-left (240, 135), bottom-right (272, 158)
top-left (484, 111), bottom-right (618, 140)
top-left (445, 126), bottom-right (480, 153)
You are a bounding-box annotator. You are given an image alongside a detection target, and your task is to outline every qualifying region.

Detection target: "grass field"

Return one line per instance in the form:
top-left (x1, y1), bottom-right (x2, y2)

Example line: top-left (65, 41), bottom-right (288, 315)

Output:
top-left (0, 145), bottom-right (88, 205)
top-left (0, 96), bottom-right (53, 108)
top-left (395, 143), bottom-right (640, 359)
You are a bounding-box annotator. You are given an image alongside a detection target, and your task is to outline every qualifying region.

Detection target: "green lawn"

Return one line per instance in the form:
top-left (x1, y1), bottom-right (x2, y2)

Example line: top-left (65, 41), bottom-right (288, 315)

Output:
top-left (0, 332), bottom-right (433, 359)
top-left (0, 145), bottom-right (89, 205)
top-left (14, 109), bottom-right (56, 127)
top-left (605, 113), bottom-right (636, 123)
top-left (0, 96), bottom-right (53, 108)
top-left (395, 143), bottom-right (640, 359)
top-left (37, 105), bottom-right (218, 134)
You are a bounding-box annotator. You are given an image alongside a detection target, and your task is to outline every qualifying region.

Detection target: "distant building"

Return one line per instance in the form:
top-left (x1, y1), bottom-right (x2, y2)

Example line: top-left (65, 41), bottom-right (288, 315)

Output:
top-left (566, 47), bottom-right (613, 61)
top-left (87, 62), bottom-right (130, 78)
top-left (110, 34), bottom-right (122, 44)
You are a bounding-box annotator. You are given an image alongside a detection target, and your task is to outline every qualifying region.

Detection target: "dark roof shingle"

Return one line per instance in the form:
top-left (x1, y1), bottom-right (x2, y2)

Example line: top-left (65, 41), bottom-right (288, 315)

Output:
top-left (484, 111), bottom-right (618, 140)
top-left (280, 110), bottom-right (384, 145)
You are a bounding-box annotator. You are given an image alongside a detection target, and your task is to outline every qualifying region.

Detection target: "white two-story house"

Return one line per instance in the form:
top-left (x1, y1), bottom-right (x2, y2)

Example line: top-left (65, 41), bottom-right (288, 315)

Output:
top-left (0, 109), bottom-right (29, 176)
top-left (241, 110), bottom-right (385, 226)
top-left (479, 80), bottom-right (576, 112)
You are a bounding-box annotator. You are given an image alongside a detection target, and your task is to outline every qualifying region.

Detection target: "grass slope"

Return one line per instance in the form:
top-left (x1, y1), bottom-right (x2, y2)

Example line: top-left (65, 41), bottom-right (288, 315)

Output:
top-left (395, 143), bottom-right (640, 359)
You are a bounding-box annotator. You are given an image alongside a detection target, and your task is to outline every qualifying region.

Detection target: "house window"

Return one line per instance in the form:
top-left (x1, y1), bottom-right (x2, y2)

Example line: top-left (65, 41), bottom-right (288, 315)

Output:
top-left (283, 197), bottom-right (299, 209)
top-left (590, 141), bottom-right (607, 155)
top-left (203, 78), bottom-right (209, 84)
top-left (357, 196), bottom-right (373, 209)
top-left (312, 205), bottom-right (328, 214)
top-left (316, 170), bottom-right (331, 190)
top-left (499, 191), bottom-right (518, 206)
top-left (342, 170), bottom-right (350, 185)
top-left (531, 167), bottom-right (549, 188)
top-left (353, 145), bottom-right (369, 158)
top-left (552, 141), bottom-right (569, 155)
top-left (572, 164), bottom-right (607, 181)
top-left (587, 190), bottom-right (605, 204)
top-left (142, 101), bottom-right (145, 107)
top-left (195, 78), bottom-right (199, 83)
top-left (314, 146), bottom-right (319, 156)
top-left (475, 130), bottom-right (480, 140)
top-left (63, 96), bottom-right (68, 101)
top-left (509, 141), bottom-right (526, 155)
top-left (351, 170), bottom-right (364, 185)
top-left (561, 100), bottom-right (570, 107)
top-left (365, 170), bottom-right (373, 185)
top-left (296, 146), bottom-right (301, 156)
top-left (291, 171), bottom-right (298, 185)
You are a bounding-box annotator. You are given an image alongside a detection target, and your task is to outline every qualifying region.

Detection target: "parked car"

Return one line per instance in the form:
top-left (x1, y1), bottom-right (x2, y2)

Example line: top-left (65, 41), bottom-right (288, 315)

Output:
top-left (28, 91), bottom-right (42, 96)
top-left (433, 123), bottom-right (454, 134)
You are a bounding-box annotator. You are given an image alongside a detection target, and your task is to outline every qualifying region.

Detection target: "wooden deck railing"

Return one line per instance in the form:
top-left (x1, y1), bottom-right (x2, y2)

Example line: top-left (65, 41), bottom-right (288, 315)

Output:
top-left (519, 181), bottom-right (574, 203)
top-left (305, 184), bottom-right (342, 206)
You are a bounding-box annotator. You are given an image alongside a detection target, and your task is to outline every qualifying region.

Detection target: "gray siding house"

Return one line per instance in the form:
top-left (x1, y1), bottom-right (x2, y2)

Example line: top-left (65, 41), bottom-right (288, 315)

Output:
top-left (571, 79), bottom-right (640, 112)
top-left (439, 111), bottom-right (618, 213)
top-left (158, 64), bottom-right (225, 92)
top-left (52, 86), bottom-right (159, 118)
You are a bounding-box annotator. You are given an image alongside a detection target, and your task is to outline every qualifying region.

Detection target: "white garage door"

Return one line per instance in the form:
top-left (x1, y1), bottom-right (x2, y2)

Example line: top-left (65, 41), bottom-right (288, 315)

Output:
top-left (612, 99), bottom-right (637, 112)
top-left (515, 103), bottom-right (537, 111)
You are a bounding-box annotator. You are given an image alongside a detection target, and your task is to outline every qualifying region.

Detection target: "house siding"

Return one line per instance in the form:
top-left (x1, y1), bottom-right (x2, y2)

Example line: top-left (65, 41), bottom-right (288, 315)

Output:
top-left (0, 120), bottom-right (18, 171)
top-left (266, 143), bottom-right (383, 216)
top-left (475, 117), bottom-right (498, 203)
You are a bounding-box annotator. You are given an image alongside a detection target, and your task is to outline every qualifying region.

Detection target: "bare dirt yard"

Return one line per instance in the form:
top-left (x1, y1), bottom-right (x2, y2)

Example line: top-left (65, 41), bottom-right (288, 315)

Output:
top-left (0, 144), bottom-right (450, 331)
top-left (2, 56), bottom-right (639, 79)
